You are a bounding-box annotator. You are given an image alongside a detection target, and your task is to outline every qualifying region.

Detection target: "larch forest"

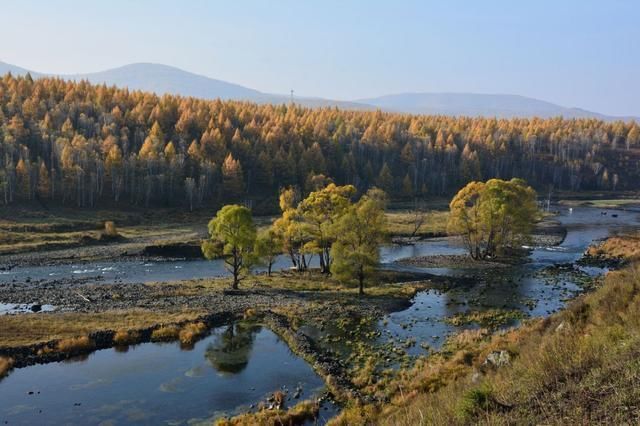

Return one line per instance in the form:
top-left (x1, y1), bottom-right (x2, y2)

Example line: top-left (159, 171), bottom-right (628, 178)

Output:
top-left (1, 73), bottom-right (639, 211)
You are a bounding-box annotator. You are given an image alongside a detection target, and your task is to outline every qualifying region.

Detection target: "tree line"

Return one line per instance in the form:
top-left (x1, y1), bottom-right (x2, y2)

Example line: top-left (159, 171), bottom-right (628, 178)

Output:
top-left (1, 73), bottom-right (639, 210)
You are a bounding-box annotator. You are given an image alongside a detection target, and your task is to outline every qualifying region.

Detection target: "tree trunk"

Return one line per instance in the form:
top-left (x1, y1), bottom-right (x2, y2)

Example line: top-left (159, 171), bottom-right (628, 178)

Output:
top-left (358, 266), bottom-right (365, 296)
top-left (231, 247), bottom-right (240, 289)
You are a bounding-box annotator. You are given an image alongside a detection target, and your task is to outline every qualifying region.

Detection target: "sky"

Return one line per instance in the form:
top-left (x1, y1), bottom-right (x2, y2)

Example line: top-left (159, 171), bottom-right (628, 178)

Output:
top-left (1, 0), bottom-right (639, 116)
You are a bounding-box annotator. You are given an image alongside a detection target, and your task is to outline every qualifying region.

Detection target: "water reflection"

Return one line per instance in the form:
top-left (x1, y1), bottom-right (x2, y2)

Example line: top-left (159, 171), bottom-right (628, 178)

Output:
top-left (0, 324), bottom-right (329, 425)
top-left (205, 323), bottom-right (259, 374)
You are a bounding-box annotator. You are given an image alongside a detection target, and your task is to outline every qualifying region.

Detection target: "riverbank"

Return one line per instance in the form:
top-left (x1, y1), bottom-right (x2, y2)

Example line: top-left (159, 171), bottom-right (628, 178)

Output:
top-left (325, 231), bottom-right (640, 425)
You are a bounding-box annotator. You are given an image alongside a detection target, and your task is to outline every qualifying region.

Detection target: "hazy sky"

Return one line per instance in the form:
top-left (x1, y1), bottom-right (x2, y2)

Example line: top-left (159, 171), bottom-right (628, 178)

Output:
top-left (1, 0), bottom-right (638, 116)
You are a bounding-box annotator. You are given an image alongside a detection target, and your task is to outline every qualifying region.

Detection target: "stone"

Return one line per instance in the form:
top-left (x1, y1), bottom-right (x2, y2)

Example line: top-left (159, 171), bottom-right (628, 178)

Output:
top-left (484, 350), bottom-right (511, 368)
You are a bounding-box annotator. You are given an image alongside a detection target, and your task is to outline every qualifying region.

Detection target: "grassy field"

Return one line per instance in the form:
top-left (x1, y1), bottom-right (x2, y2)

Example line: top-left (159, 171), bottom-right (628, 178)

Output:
top-left (0, 201), bottom-right (451, 256)
top-left (384, 209), bottom-right (449, 238)
top-left (0, 309), bottom-right (205, 347)
top-left (0, 205), bottom-right (208, 255)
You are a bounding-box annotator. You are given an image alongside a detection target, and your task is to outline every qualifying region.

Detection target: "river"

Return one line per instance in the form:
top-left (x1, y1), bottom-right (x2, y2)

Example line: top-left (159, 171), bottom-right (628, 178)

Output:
top-left (1, 205), bottom-right (638, 424)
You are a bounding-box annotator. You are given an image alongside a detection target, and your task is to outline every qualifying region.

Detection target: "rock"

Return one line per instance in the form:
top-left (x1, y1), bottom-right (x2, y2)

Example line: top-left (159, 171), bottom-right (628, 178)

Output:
top-left (30, 304), bottom-right (42, 312)
top-left (484, 350), bottom-right (511, 368)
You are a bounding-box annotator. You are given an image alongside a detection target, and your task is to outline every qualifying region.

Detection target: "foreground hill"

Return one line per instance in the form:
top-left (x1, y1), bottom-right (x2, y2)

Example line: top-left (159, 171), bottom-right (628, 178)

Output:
top-left (0, 73), bottom-right (639, 211)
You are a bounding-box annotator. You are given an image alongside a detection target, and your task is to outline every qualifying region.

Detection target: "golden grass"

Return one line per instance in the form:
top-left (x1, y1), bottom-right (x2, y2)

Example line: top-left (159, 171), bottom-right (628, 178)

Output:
top-left (0, 206), bottom-right (205, 255)
top-left (587, 232), bottom-right (640, 262)
top-left (112, 329), bottom-right (142, 346)
top-left (216, 400), bottom-right (320, 426)
top-left (150, 325), bottom-right (181, 342)
top-left (385, 209), bottom-right (449, 237)
top-left (178, 322), bottom-right (208, 345)
top-left (0, 309), bottom-right (205, 347)
top-left (151, 270), bottom-right (427, 299)
top-left (54, 336), bottom-right (95, 353)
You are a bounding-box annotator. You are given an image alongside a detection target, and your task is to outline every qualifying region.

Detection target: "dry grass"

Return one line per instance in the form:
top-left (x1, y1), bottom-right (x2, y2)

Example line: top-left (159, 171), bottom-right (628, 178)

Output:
top-left (54, 336), bottom-right (95, 353)
top-left (216, 400), bottom-right (320, 426)
top-left (331, 263), bottom-right (640, 425)
top-left (112, 329), bottom-right (142, 346)
top-left (151, 325), bottom-right (181, 342)
top-left (0, 309), bottom-right (205, 347)
top-left (385, 209), bottom-right (449, 237)
top-left (152, 270), bottom-right (427, 299)
top-left (0, 206), bottom-right (205, 255)
top-left (587, 232), bottom-right (640, 262)
top-left (178, 322), bottom-right (208, 345)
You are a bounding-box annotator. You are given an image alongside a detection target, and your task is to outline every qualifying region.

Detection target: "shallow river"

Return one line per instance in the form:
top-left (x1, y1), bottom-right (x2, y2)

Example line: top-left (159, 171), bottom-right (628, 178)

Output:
top-left (1, 206), bottom-right (637, 285)
top-left (1, 205), bottom-right (639, 424)
top-left (375, 205), bottom-right (640, 357)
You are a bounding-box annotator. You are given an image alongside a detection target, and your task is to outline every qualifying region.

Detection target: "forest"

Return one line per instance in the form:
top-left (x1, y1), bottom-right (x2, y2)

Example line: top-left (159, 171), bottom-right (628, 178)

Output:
top-left (1, 73), bottom-right (639, 211)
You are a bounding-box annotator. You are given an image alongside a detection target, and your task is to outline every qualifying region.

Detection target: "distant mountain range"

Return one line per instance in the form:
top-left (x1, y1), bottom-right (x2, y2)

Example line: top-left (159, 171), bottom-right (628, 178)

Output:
top-left (1, 60), bottom-right (636, 121)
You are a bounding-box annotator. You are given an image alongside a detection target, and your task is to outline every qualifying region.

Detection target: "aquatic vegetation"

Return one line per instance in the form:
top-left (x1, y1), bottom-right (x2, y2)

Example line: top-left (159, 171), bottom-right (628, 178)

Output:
top-left (444, 309), bottom-right (526, 329)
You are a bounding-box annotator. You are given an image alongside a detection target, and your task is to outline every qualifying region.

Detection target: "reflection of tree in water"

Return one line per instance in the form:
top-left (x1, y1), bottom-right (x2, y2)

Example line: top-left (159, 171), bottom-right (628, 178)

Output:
top-left (205, 323), bottom-right (260, 374)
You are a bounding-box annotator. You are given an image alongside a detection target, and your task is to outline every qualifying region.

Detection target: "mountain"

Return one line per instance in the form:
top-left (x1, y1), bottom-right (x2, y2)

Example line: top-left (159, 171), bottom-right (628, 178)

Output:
top-left (0, 60), bottom-right (635, 120)
top-left (0, 61), bottom-right (370, 110)
top-left (74, 63), bottom-right (266, 101)
top-left (0, 61), bottom-right (40, 78)
top-left (356, 92), bottom-right (635, 120)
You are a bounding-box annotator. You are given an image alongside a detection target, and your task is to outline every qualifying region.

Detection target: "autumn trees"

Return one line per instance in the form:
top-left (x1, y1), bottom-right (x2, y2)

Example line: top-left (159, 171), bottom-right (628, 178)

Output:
top-left (330, 188), bottom-right (388, 295)
top-left (447, 178), bottom-right (538, 259)
top-left (202, 204), bottom-right (258, 289)
top-left (1, 73), bottom-right (639, 211)
top-left (204, 184), bottom-right (388, 293)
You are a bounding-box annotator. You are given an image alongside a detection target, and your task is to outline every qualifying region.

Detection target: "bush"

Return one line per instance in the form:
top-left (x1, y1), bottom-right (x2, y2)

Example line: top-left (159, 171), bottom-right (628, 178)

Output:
top-left (456, 385), bottom-right (494, 420)
top-left (104, 221), bottom-right (118, 237)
